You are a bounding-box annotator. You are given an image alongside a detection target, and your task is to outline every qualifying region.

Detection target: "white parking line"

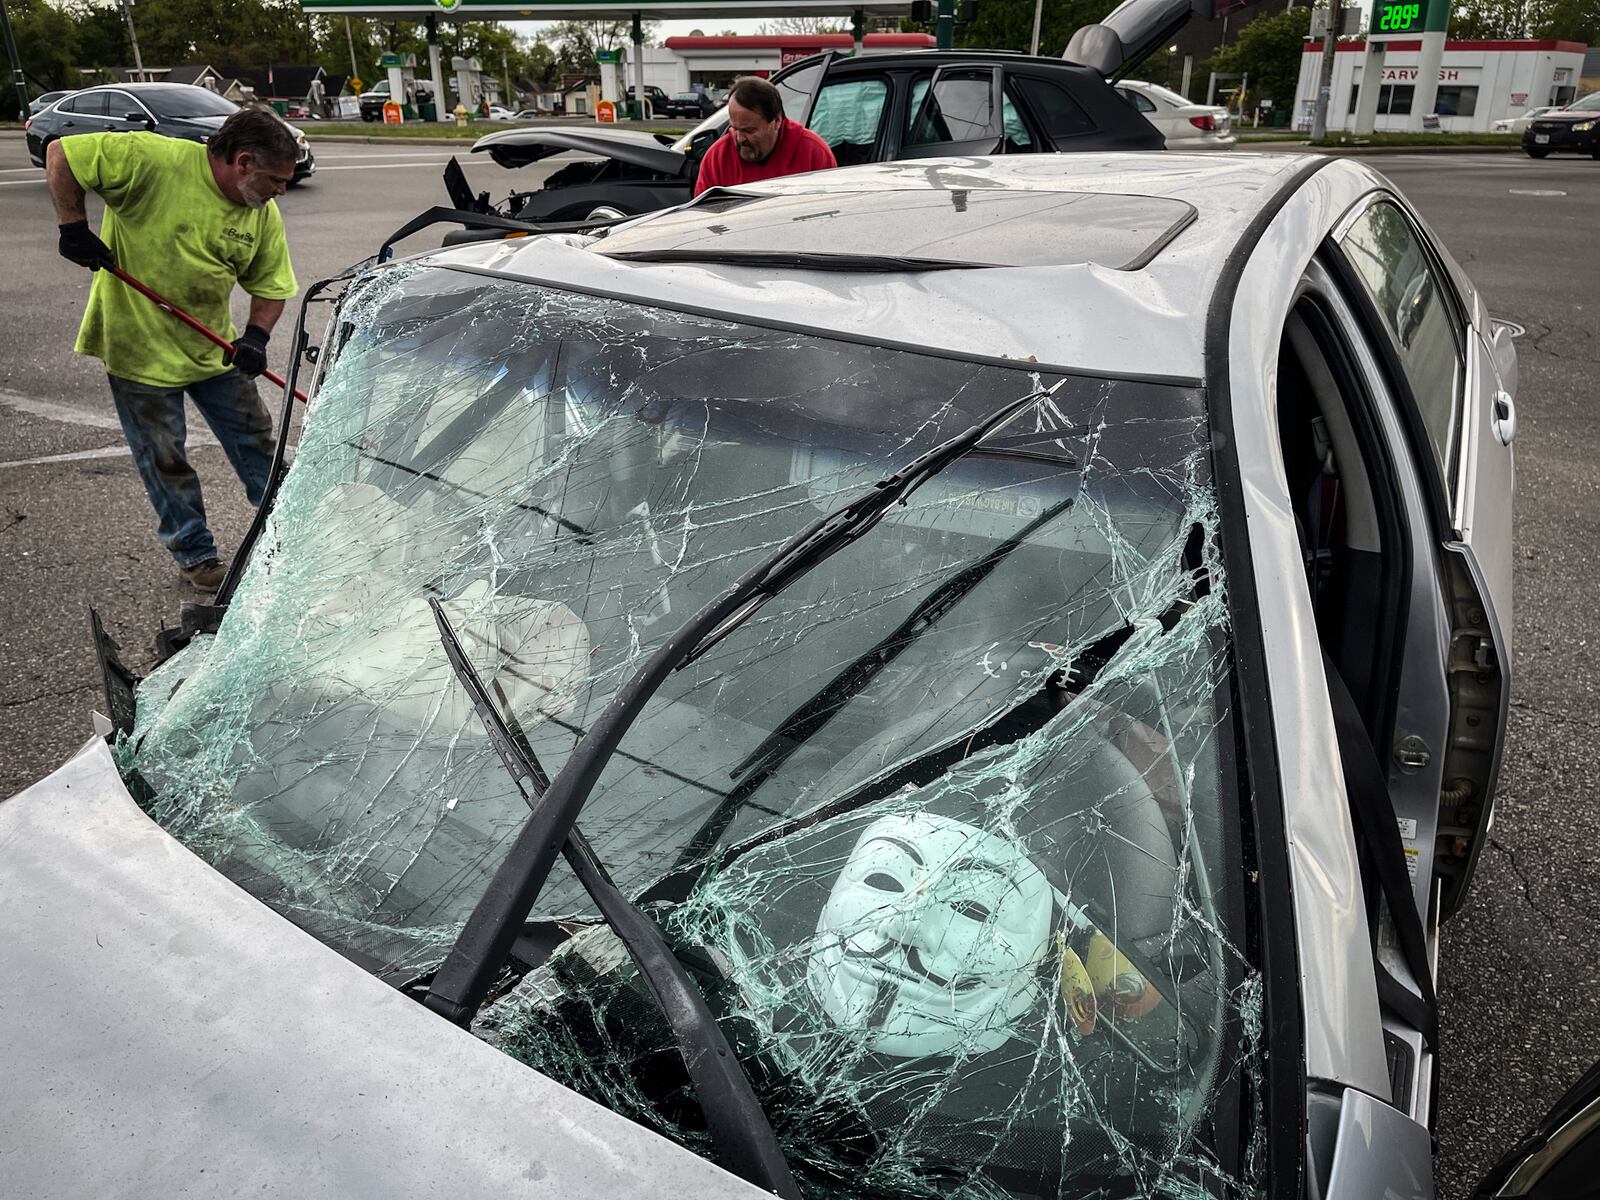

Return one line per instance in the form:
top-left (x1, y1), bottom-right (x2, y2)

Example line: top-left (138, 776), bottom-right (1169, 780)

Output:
top-left (0, 393), bottom-right (124, 433)
top-left (0, 177), bottom-right (47, 187)
top-left (311, 149), bottom-right (475, 160)
top-left (313, 160), bottom-right (461, 171)
top-left (1, 445), bottom-right (133, 470)
top-left (0, 390), bottom-right (220, 471)
top-left (0, 166), bottom-right (43, 174)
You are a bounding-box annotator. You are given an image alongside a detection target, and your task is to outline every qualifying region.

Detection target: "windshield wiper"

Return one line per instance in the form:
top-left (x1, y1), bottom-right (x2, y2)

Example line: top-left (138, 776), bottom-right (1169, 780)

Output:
top-left (427, 598), bottom-right (800, 1200)
top-left (420, 379), bottom-right (1060, 1032)
top-left (669, 494), bottom-right (1076, 871)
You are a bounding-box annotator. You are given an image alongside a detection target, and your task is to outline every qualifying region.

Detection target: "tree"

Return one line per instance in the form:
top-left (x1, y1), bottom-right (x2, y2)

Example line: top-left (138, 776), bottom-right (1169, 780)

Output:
top-left (1449, 0), bottom-right (1531, 37)
top-left (1528, 0), bottom-right (1599, 41)
top-left (757, 17), bottom-right (848, 35)
top-left (951, 0), bottom-right (1119, 56)
top-left (546, 18), bottom-right (659, 73)
top-left (0, 0), bottom-right (78, 116)
top-left (1203, 5), bottom-right (1311, 111)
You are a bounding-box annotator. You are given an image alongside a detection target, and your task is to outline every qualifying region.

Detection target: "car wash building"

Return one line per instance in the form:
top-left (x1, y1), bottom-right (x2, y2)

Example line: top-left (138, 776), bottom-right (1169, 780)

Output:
top-left (1293, 38), bottom-right (1590, 132)
top-left (648, 33), bottom-right (936, 94)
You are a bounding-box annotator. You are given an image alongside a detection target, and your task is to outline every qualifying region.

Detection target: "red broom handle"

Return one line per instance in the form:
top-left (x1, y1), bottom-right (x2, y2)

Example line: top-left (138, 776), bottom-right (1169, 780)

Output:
top-left (109, 266), bottom-right (309, 404)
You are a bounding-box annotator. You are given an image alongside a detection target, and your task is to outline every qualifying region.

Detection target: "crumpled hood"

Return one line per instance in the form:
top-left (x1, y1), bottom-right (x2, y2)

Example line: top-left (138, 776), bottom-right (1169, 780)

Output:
top-left (0, 738), bottom-right (766, 1200)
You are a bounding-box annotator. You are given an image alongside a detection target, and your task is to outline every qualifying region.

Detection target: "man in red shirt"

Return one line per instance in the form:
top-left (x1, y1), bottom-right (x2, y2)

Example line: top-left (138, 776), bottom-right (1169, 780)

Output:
top-left (693, 76), bottom-right (837, 197)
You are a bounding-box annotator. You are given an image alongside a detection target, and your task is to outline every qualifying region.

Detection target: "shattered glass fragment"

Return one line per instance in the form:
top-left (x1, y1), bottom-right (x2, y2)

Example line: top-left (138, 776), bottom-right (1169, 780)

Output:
top-left (118, 261), bottom-right (1264, 1197)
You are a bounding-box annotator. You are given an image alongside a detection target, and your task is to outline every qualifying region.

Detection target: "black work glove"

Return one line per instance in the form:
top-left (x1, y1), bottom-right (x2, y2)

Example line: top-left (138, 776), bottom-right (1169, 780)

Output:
top-left (225, 324), bottom-right (270, 378)
top-left (58, 220), bottom-right (114, 271)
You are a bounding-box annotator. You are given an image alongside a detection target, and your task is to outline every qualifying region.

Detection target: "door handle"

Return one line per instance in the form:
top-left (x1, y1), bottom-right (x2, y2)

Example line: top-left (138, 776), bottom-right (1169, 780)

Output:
top-left (1492, 390), bottom-right (1517, 447)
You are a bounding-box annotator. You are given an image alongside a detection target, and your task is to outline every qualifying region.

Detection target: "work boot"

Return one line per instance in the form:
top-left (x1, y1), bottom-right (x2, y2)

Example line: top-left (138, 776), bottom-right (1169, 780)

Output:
top-left (179, 558), bottom-right (227, 592)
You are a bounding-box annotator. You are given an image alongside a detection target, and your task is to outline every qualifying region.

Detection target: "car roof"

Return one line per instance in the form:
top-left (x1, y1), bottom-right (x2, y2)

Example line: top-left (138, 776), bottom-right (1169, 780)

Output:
top-left (826, 49), bottom-right (1093, 69)
top-left (410, 152), bottom-right (1328, 381)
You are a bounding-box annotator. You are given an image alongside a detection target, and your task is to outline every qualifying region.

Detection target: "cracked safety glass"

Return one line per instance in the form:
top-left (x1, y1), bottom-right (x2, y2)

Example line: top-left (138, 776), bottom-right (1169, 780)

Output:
top-left (121, 262), bottom-right (1263, 1198)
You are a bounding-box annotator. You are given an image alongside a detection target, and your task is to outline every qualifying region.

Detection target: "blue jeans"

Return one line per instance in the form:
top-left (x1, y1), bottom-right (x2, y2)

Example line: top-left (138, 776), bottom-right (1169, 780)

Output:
top-left (107, 369), bottom-right (276, 569)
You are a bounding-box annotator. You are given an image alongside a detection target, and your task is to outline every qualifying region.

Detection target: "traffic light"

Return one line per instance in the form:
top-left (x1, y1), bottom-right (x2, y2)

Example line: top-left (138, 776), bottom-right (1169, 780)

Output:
top-left (958, 0), bottom-right (978, 21)
top-left (910, 1), bottom-right (933, 22)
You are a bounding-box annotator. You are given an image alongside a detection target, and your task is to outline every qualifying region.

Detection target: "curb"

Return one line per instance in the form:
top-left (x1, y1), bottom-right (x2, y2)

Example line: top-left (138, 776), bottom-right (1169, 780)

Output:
top-left (307, 134), bottom-right (486, 146)
top-left (1239, 140), bottom-right (1523, 155)
top-left (1310, 142), bottom-right (1523, 155)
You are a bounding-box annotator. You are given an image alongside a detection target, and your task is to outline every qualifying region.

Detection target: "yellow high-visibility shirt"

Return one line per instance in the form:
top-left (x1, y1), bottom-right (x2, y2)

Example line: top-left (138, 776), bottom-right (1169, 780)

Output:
top-left (63, 132), bottom-right (297, 387)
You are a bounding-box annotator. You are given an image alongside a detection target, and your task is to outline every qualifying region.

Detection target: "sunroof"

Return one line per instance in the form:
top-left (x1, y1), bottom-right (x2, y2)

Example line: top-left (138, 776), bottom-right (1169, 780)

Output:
top-left (594, 189), bottom-right (1197, 271)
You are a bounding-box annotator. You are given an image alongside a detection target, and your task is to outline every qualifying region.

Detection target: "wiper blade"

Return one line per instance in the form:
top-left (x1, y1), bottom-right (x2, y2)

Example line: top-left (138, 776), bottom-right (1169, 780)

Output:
top-left (427, 598), bottom-right (800, 1200)
top-left (421, 380), bottom-right (1058, 1031)
top-left (670, 495), bottom-right (1076, 871)
top-left (681, 378), bottom-right (1065, 666)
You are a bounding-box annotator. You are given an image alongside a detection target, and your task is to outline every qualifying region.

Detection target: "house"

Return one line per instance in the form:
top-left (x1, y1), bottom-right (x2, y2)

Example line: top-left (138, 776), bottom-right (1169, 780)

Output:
top-left (81, 64), bottom-right (248, 101)
top-left (221, 64), bottom-right (329, 115)
top-left (561, 74), bottom-right (598, 115)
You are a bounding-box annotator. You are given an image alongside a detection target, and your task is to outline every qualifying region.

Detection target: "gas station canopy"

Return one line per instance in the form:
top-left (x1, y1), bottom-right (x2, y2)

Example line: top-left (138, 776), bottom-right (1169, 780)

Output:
top-left (299, 0), bottom-right (912, 17)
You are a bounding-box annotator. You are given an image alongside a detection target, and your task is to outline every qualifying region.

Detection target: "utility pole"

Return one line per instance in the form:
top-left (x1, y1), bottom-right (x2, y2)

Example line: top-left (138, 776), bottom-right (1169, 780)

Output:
top-left (0, 0), bottom-right (30, 119)
top-left (501, 48), bottom-right (511, 107)
top-left (119, 0), bottom-right (145, 83)
top-left (345, 17), bottom-right (359, 80)
top-left (936, 0), bottom-right (954, 49)
top-left (1309, 0), bottom-right (1342, 140)
top-left (1030, 0), bottom-right (1044, 54)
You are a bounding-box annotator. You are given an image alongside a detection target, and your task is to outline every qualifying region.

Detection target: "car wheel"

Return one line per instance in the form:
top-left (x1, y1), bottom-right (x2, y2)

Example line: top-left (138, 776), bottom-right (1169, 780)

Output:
top-left (1525, 147), bottom-right (1549, 158)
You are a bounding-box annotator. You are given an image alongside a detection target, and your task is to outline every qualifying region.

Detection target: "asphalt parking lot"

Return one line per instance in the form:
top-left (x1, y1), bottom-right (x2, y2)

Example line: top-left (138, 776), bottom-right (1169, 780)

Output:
top-left (1, 133), bottom-right (1596, 1196)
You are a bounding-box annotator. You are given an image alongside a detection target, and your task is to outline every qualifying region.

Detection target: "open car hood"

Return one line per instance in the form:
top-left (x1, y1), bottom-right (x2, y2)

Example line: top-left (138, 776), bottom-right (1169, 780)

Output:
top-left (0, 738), bottom-right (765, 1200)
top-left (472, 126), bottom-right (688, 174)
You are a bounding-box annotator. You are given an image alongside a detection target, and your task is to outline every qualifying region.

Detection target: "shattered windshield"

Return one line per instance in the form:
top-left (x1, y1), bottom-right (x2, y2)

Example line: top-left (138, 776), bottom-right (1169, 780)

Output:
top-left (121, 263), bottom-right (1262, 1197)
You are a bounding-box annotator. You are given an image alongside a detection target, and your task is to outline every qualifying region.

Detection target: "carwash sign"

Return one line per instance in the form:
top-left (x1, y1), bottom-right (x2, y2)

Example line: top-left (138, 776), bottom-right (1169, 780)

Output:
top-left (1368, 0), bottom-right (1450, 39)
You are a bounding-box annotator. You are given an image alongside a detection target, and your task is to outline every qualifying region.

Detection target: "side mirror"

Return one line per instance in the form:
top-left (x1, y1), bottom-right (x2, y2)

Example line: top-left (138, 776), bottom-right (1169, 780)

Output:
top-left (1489, 318), bottom-right (1520, 401)
top-left (1475, 1060), bottom-right (1600, 1198)
top-left (124, 111), bottom-right (151, 124)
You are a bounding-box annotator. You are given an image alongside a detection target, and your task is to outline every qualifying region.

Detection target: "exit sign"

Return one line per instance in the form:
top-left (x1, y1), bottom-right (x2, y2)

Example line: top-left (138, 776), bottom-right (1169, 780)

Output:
top-left (1372, 0), bottom-right (1424, 34)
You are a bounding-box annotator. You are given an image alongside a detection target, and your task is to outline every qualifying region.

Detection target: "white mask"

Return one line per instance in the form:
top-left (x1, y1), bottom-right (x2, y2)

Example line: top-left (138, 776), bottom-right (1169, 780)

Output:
top-left (805, 812), bottom-right (1052, 1058)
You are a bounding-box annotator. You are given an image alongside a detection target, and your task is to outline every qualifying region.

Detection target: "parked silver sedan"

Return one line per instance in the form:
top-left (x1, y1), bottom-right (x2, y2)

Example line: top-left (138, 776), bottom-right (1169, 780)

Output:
top-left (1114, 79), bottom-right (1236, 149)
top-left (5, 145), bottom-right (1582, 1199)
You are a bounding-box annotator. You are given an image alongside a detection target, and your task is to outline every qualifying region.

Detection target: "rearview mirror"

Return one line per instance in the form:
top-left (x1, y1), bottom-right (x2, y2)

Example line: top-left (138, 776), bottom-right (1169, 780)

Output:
top-left (1475, 1060), bottom-right (1600, 1197)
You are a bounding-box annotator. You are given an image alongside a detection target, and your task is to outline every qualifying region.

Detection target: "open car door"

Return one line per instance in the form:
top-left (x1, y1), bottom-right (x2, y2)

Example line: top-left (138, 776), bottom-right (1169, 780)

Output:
top-left (1326, 195), bottom-right (1513, 921)
top-left (1475, 1060), bottom-right (1600, 1198)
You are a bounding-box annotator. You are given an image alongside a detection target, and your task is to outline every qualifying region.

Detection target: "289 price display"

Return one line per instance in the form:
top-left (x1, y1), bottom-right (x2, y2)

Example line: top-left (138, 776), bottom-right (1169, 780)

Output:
top-left (1376, 1), bottom-right (1421, 30)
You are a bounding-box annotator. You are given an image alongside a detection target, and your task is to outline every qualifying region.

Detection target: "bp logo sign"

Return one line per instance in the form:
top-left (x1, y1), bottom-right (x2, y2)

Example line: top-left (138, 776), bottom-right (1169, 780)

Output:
top-left (434, 0), bottom-right (461, 11)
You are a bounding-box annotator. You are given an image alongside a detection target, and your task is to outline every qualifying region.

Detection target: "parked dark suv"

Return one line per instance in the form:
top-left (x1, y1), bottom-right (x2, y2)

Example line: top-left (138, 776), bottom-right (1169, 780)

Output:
top-left (451, 50), bottom-right (1163, 225)
top-left (25, 83), bottom-right (316, 183)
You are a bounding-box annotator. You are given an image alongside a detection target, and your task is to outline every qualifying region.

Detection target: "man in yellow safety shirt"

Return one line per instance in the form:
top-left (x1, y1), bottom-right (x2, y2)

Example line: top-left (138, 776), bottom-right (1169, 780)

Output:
top-left (45, 107), bottom-right (299, 592)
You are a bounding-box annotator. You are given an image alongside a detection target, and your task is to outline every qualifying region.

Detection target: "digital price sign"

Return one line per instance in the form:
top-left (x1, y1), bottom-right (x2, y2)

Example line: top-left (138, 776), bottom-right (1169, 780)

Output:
top-left (1373, 0), bottom-right (1424, 33)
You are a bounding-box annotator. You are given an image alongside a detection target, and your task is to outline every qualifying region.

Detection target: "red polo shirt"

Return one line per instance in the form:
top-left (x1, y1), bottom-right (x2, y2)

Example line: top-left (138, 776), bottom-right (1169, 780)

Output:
top-left (692, 118), bottom-right (838, 196)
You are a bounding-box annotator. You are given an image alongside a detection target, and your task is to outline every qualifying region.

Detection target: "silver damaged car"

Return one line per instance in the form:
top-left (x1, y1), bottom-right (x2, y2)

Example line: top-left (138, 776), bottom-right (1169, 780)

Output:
top-left (6, 107), bottom-right (1584, 1200)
